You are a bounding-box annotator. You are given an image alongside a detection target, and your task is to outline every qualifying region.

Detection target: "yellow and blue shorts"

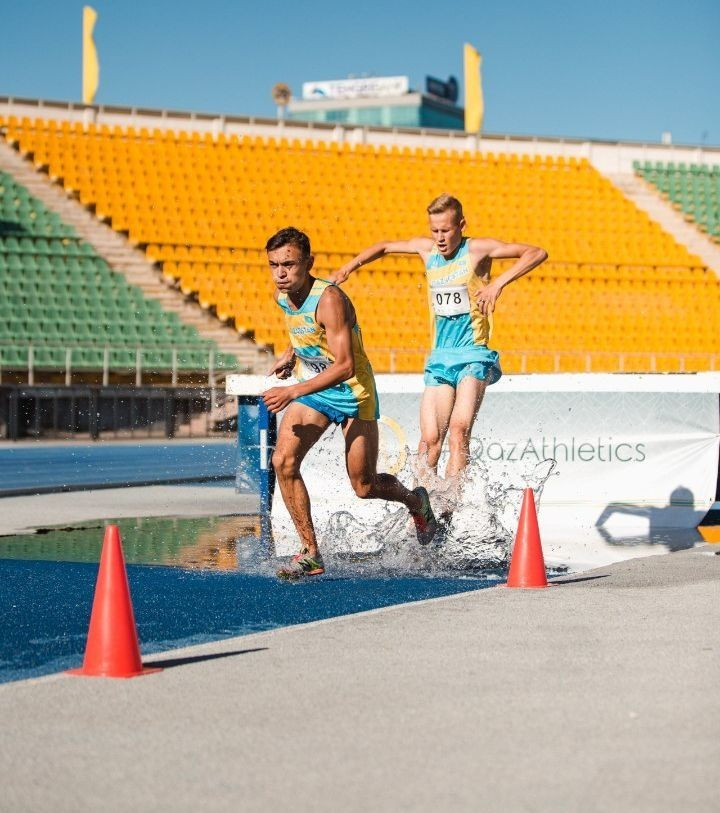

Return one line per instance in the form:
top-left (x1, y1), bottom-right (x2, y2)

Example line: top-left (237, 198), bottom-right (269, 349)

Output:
top-left (294, 382), bottom-right (380, 425)
top-left (424, 346), bottom-right (502, 389)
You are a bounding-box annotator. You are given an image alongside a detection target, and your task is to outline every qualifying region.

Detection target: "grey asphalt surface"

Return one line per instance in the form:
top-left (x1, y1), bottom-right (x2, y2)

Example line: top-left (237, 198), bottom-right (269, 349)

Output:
top-left (1, 545), bottom-right (718, 812)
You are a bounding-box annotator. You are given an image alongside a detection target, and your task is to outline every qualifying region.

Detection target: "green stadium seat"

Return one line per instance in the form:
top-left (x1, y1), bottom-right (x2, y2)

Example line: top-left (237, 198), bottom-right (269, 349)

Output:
top-left (25, 304), bottom-right (45, 321)
top-left (0, 345), bottom-right (28, 368)
top-left (216, 353), bottom-right (238, 370)
top-left (34, 346), bottom-right (67, 367)
top-left (72, 347), bottom-right (104, 368)
top-left (108, 348), bottom-right (136, 367)
top-left (142, 348), bottom-right (173, 368)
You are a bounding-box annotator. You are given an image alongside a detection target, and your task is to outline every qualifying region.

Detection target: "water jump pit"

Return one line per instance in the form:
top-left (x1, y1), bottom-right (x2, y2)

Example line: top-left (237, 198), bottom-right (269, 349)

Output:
top-left (0, 512), bottom-right (508, 685)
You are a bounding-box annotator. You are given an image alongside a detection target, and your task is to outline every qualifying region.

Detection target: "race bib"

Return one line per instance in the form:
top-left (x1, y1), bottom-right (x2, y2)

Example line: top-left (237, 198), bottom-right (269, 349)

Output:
top-left (296, 353), bottom-right (332, 379)
top-left (431, 284), bottom-right (470, 316)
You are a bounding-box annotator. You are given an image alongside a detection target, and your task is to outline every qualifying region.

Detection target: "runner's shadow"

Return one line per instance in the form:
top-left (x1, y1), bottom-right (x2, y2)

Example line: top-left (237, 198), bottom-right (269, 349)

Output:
top-left (146, 647), bottom-right (268, 670)
top-left (595, 486), bottom-right (704, 550)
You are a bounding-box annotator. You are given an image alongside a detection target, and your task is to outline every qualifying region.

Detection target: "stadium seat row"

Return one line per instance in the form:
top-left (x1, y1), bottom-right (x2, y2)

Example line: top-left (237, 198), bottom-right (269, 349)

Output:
top-left (0, 344), bottom-right (230, 370)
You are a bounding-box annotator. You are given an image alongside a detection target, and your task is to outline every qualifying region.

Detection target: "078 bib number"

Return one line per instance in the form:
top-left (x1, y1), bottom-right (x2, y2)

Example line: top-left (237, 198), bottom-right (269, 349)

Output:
top-left (431, 285), bottom-right (470, 316)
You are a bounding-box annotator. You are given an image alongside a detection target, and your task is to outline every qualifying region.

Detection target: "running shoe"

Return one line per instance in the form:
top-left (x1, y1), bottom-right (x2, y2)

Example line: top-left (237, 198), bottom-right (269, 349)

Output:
top-left (276, 548), bottom-right (325, 580)
top-left (411, 486), bottom-right (438, 546)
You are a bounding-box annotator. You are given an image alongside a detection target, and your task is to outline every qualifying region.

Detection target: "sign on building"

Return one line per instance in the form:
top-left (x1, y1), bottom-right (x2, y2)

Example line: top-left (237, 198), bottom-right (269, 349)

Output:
top-left (302, 76), bottom-right (410, 100)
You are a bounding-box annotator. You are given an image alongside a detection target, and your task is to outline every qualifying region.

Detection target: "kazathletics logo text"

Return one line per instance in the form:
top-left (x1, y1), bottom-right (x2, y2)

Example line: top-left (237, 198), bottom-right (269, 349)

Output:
top-left (475, 437), bottom-right (647, 463)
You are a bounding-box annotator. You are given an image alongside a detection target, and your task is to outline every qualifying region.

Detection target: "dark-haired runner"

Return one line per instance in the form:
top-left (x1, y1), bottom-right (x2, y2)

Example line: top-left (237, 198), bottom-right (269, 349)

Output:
top-left (263, 227), bottom-right (437, 579)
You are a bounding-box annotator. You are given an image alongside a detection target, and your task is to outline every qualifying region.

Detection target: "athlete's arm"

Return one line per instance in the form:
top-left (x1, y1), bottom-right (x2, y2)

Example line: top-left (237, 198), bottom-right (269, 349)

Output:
top-left (265, 289), bottom-right (295, 378)
top-left (470, 238), bottom-right (548, 315)
top-left (262, 287), bottom-right (356, 413)
top-left (331, 237), bottom-right (433, 284)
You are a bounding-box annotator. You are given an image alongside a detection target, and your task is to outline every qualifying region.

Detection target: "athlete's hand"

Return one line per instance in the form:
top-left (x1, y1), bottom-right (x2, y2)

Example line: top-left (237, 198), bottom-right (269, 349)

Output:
top-left (329, 265), bottom-right (352, 285)
top-left (263, 385), bottom-right (297, 414)
top-left (475, 282), bottom-right (502, 315)
top-left (268, 353), bottom-right (295, 380)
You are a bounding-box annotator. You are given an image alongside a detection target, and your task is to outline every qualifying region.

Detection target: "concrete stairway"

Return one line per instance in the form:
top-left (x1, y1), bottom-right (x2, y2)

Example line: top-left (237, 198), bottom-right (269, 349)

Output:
top-left (0, 140), bottom-right (271, 374)
top-left (608, 172), bottom-right (720, 275)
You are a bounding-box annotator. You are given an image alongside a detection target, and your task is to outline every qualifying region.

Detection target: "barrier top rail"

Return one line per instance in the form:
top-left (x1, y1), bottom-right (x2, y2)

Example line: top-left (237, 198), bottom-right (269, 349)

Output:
top-left (226, 372), bottom-right (720, 396)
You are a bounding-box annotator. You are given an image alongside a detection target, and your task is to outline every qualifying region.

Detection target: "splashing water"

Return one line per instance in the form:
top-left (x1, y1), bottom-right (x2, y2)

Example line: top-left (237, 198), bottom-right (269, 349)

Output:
top-left (314, 439), bottom-right (557, 577)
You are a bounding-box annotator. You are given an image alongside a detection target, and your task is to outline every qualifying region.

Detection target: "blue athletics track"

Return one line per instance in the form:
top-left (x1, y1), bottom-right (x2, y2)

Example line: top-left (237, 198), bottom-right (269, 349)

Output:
top-left (0, 440), bottom-right (237, 496)
top-left (0, 441), bottom-right (495, 684)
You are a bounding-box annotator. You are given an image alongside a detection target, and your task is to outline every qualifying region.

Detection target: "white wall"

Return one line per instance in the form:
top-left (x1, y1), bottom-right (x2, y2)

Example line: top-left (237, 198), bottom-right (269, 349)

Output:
top-left (3, 96), bottom-right (720, 174)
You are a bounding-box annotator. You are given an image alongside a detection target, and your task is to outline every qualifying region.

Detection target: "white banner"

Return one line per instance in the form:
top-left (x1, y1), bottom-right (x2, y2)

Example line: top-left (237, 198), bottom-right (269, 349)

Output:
top-left (302, 76), bottom-right (409, 100)
top-left (381, 388), bottom-right (718, 524)
top-left (260, 375), bottom-right (720, 568)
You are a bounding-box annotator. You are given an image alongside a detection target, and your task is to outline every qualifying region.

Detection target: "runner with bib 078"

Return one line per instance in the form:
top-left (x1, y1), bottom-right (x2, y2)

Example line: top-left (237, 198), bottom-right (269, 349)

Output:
top-left (331, 194), bottom-right (548, 517)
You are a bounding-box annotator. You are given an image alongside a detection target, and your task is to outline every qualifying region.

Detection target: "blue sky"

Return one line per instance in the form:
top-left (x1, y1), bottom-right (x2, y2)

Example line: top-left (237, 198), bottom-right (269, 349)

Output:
top-left (2, 0), bottom-right (719, 145)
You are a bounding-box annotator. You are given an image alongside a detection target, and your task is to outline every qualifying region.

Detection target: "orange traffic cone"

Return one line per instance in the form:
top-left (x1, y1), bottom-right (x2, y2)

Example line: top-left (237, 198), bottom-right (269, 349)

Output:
top-left (68, 525), bottom-right (161, 678)
top-left (506, 488), bottom-right (548, 588)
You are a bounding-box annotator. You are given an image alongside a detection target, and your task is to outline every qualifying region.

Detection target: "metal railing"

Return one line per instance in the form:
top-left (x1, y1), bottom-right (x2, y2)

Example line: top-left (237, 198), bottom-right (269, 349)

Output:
top-left (0, 341), bottom-right (245, 387)
top-left (376, 348), bottom-right (720, 374)
top-left (1, 341), bottom-right (718, 383)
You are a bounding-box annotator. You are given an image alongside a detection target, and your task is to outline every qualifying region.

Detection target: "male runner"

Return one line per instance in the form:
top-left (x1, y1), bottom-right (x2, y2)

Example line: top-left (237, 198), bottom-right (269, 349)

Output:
top-left (332, 194), bottom-right (548, 498)
top-left (263, 227), bottom-right (437, 579)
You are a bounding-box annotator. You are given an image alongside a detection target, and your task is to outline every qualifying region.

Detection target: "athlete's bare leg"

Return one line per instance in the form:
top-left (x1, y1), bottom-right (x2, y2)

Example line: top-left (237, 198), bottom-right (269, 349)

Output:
top-left (416, 378), bottom-right (487, 520)
top-left (417, 384), bottom-right (456, 481)
top-left (342, 417), bottom-right (421, 511)
top-left (271, 402), bottom-right (330, 557)
top-left (445, 377), bottom-right (487, 478)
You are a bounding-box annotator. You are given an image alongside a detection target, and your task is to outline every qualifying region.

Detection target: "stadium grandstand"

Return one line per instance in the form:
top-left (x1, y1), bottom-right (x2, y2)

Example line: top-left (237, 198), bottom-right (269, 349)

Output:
top-left (1, 96), bottom-right (720, 434)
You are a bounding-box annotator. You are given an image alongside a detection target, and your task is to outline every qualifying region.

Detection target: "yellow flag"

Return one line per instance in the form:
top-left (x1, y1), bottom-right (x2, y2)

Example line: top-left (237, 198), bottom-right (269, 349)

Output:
top-left (464, 43), bottom-right (484, 133)
top-left (83, 6), bottom-right (99, 105)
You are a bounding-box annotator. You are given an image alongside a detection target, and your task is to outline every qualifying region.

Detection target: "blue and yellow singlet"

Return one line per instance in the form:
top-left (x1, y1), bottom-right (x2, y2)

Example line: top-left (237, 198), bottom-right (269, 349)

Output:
top-left (276, 277), bottom-right (379, 421)
top-left (424, 237), bottom-right (502, 387)
top-left (426, 237), bottom-right (491, 348)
